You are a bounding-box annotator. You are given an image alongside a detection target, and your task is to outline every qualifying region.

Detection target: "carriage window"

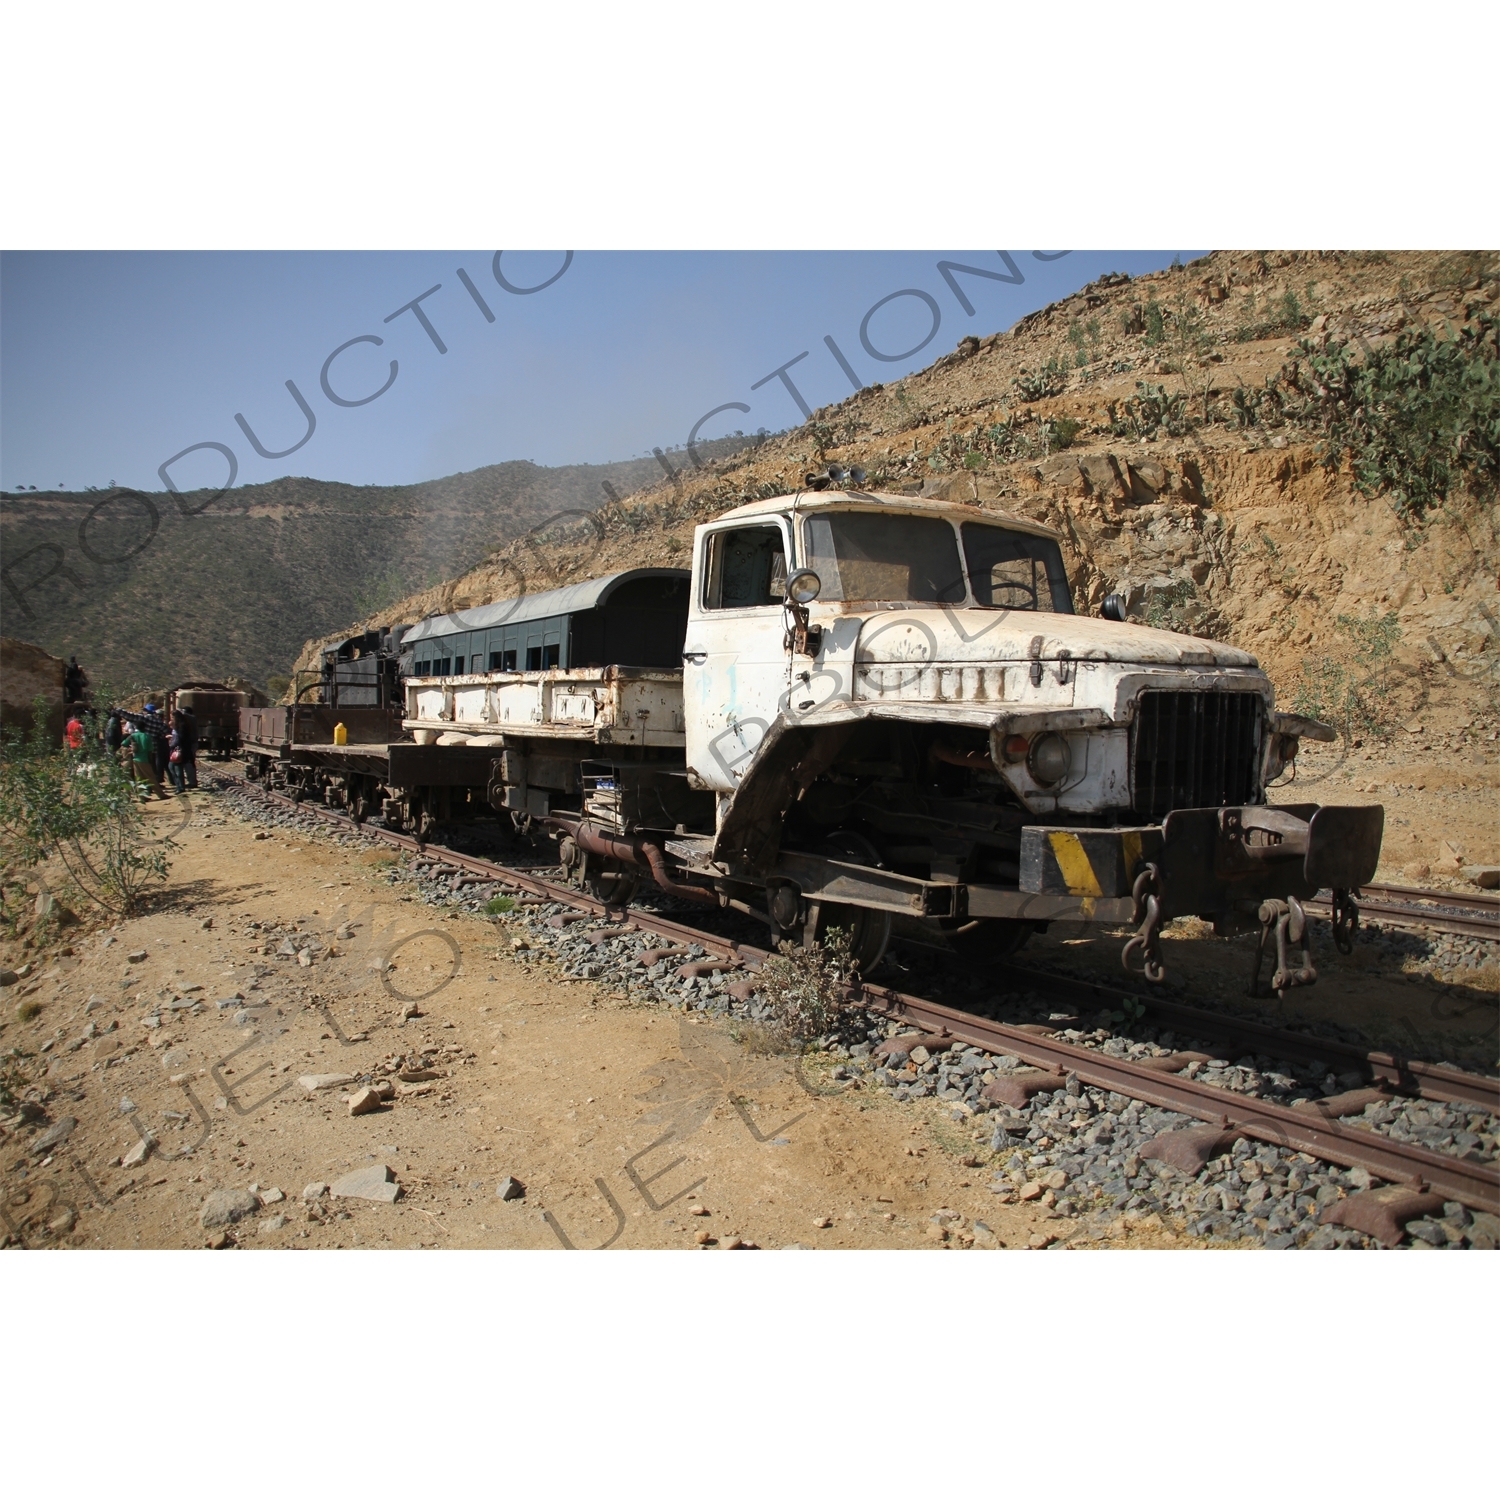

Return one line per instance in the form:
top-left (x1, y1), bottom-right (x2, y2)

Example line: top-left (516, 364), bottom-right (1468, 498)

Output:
top-left (415, 661), bottom-right (431, 675)
top-left (702, 524), bottom-right (787, 609)
top-left (489, 650), bottom-right (518, 671)
top-left (453, 656), bottom-right (464, 674)
top-left (802, 512), bottom-right (965, 603)
top-left (960, 524), bottom-right (1074, 613)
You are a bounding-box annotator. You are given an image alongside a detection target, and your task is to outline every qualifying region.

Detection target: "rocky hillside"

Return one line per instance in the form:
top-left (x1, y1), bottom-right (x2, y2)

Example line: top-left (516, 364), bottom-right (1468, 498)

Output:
top-left (302, 250), bottom-right (1498, 744)
top-left (0, 436), bottom-right (752, 694)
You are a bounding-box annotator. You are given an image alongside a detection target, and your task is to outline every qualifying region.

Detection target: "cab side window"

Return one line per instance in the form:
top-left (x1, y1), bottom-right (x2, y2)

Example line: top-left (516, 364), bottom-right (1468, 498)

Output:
top-left (702, 525), bottom-right (787, 609)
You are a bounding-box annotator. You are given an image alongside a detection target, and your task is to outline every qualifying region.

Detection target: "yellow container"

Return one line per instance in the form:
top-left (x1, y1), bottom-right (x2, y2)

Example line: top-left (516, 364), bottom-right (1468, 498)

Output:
top-left (333, 722), bottom-right (348, 746)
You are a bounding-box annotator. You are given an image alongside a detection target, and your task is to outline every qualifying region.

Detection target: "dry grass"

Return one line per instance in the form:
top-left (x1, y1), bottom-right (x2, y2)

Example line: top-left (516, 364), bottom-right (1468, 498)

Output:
top-left (741, 929), bottom-right (858, 1053)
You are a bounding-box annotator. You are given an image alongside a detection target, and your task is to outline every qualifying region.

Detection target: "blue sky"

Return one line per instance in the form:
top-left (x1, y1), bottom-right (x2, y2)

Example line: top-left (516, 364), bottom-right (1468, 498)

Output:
top-left (1, 250), bottom-right (1202, 493)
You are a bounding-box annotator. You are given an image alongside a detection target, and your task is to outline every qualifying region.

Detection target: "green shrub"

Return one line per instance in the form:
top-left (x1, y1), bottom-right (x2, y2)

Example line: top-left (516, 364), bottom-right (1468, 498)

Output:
top-left (1014, 359), bottom-right (1068, 402)
top-left (1336, 609), bottom-right (1402, 695)
top-left (1291, 657), bottom-right (1362, 736)
top-left (0, 697), bottom-right (170, 914)
top-left (1290, 611), bottom-right (1405, 738)
top-left (1233, 287), bottom-right (1311, 343)
top-left (754, 928), bottom-right (857, 1050)
top-left (1292, 313), bottom-right (1499, 519)
top-left (1108, 382), bottom-right (1191, 440)
top-left (1144, 579), bottom-right (1197, 631)
top-left (1046, 417), bottom-right (1082, 451)
top-left (485, 894), bottom-right (515, 916)
top-left (1227, 377), bottom-right (1288, 430)
top-left (932, 416), bottom-right (1044, 470)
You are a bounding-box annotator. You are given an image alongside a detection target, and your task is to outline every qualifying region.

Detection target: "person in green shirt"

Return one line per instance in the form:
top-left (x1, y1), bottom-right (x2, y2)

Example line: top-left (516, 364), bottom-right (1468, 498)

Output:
top-left (124, 722), bottom-right (164, 798)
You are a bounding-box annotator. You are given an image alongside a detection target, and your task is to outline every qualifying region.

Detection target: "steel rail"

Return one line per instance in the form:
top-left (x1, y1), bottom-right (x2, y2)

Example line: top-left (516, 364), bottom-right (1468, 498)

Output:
top-left (1359, 881), bottom-right (1500, 914)
top-left (1304, 880), bottom-right (1500, 941)
top-left (1304, 896), bottom-right (1498, 942)
top-left (992, 963), bottom-right (1500, 1114)
top-left (207, 771), bottom-right (1500, 1214)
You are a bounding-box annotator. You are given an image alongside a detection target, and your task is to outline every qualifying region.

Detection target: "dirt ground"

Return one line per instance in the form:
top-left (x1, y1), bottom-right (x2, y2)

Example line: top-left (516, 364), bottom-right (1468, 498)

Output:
top-left (4, 753), bottom-right (1495, 1252)
top-left (0, 791), bottom-right (1182, 1252)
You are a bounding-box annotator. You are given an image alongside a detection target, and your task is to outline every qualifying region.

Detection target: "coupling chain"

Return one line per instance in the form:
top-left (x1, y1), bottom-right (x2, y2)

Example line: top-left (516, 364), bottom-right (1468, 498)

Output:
top-left (1331, 887), bottom-right (1360, 956)
top-left (1121, 861), bottom-right (1165, 983)
top-left (1250, 893), bottom-right (1317, 998)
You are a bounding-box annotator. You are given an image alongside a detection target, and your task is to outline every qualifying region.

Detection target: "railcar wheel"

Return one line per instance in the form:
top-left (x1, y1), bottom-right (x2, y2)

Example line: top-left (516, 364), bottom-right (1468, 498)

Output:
top-left (943, 918), bottom-right (1034, 965)
top-left (792, 829), bottom-right (892, 975)
top-left (585, 860), bottom-right (640, 908)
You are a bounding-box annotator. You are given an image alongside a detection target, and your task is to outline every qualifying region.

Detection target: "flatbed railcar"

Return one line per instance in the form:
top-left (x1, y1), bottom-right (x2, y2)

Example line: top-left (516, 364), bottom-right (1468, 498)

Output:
top-left (239, 570), bottom-right (692, 840)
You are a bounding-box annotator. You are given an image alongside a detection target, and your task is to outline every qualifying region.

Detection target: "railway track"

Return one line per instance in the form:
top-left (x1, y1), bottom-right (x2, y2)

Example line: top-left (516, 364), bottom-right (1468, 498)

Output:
top-left (205, 771), bottom-right (1500, 1221)
top-left (1307, 881), bottom-right (1500, 941)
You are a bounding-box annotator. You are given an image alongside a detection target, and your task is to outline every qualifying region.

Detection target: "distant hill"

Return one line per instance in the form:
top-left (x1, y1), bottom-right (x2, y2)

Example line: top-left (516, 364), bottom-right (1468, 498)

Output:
top-left (0, 435), bottom-right (753, 692)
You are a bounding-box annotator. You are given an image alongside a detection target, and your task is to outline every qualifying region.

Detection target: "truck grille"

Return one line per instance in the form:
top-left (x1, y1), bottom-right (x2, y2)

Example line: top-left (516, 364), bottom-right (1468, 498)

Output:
top-left (1131, 690), bottom-right (1262, 823)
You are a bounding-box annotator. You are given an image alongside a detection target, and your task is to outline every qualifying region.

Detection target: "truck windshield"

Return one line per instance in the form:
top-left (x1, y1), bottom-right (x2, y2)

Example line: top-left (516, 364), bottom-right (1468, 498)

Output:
top-left (960, 523), bottom-right (1074, 613)
top-left (802, 512), bottom-right (966, 603)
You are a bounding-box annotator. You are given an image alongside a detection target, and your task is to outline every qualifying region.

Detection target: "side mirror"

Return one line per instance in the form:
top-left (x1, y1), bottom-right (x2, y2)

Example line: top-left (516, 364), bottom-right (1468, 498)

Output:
top-left (787, 569), bottom-right (822, 605)
top-left (1101, 593), bottom-right (1127, 622)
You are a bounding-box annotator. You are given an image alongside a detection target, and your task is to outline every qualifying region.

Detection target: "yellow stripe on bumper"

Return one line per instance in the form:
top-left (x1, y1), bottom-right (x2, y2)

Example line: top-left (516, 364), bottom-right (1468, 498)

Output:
top-left (1048, 831), bottom-right (1104, 897)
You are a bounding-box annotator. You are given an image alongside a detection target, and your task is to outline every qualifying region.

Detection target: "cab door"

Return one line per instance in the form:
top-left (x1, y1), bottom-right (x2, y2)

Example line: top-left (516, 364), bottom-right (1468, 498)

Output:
top-left (683, 517), bottom-right (792, 793)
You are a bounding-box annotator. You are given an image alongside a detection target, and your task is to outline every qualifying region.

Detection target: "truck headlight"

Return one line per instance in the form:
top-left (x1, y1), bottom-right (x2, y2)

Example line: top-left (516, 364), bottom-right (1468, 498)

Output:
top-left (1028, 733), bottom-right (1071, 786)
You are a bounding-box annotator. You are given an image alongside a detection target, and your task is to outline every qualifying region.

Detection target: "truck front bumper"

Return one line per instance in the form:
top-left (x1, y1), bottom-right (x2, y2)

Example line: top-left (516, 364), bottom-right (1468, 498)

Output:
top-left (1018, 802), bottom-right (1385, 918)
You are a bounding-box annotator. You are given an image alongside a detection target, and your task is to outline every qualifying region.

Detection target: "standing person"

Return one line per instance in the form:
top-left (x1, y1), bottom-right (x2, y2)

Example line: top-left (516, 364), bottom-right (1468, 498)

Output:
top-left (178, 704), bottom-right (199, 789)
top-left (104, 708), bottom-right (124, 755)
top-left (65, 713), bottom-right (85, 750)
top-left (139, 701), bottom-right (170, 787)
top-left (167, 717), bottom-right (184, 793)
top-left (124, 717), bottom-right (162, 798)
top-left (64, 656), bottom-right (88, 704)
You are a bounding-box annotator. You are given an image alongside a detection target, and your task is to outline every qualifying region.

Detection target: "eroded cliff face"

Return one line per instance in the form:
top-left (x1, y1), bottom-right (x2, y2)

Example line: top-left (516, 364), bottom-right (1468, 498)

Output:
top-left (948, 439), bottom-right (1498, 733)
top-left (293, 250), bottom-right (1498, 738)
top-left (0, 636), bottom-right (67, 740)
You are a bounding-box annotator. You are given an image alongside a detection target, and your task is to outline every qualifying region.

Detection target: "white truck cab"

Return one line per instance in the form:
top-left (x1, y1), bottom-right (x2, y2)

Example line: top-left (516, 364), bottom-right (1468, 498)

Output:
top-left (684, 491), bottom-right (1264, 812)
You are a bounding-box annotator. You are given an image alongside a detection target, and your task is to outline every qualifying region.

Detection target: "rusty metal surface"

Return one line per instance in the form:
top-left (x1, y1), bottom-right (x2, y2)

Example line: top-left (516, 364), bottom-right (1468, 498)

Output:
top-left (1320, 1187), bottom-right (1448, 1248)
top-left (1141, 1124), bottom-right (1249, 1174)
top-left (1133, 1051), bottom-right (1216, 1073)
top-left (982, 1069), bottom-right (1069, 1108)
top-left (1303, 1087), bottom-right (1397, 1120)
top-left (212, 770), bottom-right (1500, 1217)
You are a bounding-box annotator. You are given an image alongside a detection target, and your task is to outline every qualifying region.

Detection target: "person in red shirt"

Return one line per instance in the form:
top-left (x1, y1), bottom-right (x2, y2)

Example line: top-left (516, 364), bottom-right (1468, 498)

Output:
top-left (65, 715), bottom-right (85, 750)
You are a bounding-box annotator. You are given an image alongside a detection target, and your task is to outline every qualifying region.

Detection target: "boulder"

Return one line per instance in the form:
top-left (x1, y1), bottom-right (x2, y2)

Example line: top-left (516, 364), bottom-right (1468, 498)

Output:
top-left (0, 637), bottom-right (66, 742)
top-left (199, 1189), bottom-right (259, 1229)
top-left (30, 1117), bottom-right (77, 1156)
top-left (1076, 452), bottom-right (1131, 504)
top-left (330, 1165), bottom-right (401, 1203)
